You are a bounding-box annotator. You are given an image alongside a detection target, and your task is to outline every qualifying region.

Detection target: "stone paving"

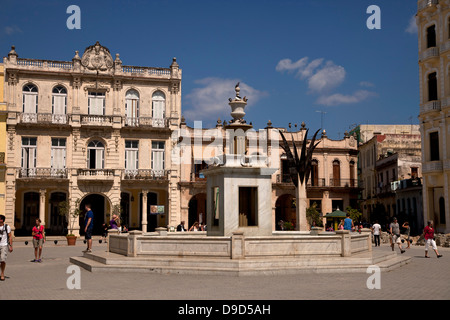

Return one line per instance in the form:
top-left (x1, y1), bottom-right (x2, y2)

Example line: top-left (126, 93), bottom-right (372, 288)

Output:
top-left (1, 237), bottom-right (449, 301)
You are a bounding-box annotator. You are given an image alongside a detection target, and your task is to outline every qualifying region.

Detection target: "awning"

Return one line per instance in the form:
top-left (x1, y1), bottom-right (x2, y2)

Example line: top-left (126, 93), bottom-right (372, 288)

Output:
top-left (324, 208), bottom-right (347, 218)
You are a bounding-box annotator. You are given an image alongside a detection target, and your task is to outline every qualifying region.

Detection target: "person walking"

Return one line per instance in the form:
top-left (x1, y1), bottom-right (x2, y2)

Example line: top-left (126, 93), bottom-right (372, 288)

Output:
top-left (372, 220), bottom-right (381, 247)
top-left (31, 218), bottom-right (45, 262)
top-left (423, 221), bottom-right (442, 258)
top-left (83, 203), bottom-right (94, 253)
top-left (389, 217), bottom-right (405, 254)
top-left (0, 215), bottom-right (13, 281)
top-left (402, 221), bottom-right (411, 249)
top-left (343, 213), bottom-right (353, 231)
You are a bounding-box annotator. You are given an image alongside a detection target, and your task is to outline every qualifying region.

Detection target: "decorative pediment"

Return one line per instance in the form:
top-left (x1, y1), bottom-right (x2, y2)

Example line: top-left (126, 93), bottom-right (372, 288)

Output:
top-left (81, 41), bottom-right (114, 72)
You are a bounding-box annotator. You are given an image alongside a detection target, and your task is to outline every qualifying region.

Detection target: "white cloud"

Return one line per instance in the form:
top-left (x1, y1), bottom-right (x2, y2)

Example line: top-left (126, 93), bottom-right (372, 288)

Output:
top-left (405, 15), bottom-right (418, 34)
top-left (359, 81), bottom-right (375, 88)
top-left (316, 90), bottom-right (376, 106)
top-left (276, 56), bottom-right (376, 107)
top-left (184, 78), bottom-right (267, 122)
top-left (3, 25), bottom-right (22, 35)
top-left (308, 61), bottom-right (346, 93)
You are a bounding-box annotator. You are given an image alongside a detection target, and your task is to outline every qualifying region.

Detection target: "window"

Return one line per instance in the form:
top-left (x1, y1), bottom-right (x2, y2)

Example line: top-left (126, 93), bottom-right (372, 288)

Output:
top-left (332, 160), bottom-right (340, 186)
top-left (87, 140), bottom-right (105, 169)
top-left (349, 160), bottom-right (355, 186)
top-left (52, 86), bottom-right (67, 123)
top-left (22, 84), bottom-right (38, 122)
top-left (411, 167), bottom-right (418, 179)
top-left (311, 159), bottom-right (319, 186)
top-left (51, 138), bottom-right (66, 175)
top-left (428, 72), bottom-right (438, 101)
top-left (21, 137), bottom-right (37, 176)
top-left (125, 89), bottom-right (139, 126)
top-left (429, 131), bottom-right (440, 161)
top-left (239, 187), bottom-right (258, 226)
top-left (125, 140), bottom-right (139, 173)
top-left (152, 91), bottom-right (165, 127)
top-left (151, 141), bottom-right (165, 175)
top-left (88, 92), bottom-right (105, 115)
top-left (427, 25), bottom-right (436, 48)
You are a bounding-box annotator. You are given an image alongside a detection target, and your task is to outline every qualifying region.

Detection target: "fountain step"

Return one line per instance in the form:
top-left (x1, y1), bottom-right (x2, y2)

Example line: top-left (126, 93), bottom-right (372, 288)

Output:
top-left (70, 250), bottom-right (410, 276)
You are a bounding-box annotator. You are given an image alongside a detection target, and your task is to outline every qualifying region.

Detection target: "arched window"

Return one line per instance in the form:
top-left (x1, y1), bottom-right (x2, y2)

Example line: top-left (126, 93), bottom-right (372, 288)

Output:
top-left (311, 159), bottom-right (319, 186)
top-left (87, 140), bottom-right (105, 169)
top-left (428, 72), bottom-right (438, 101)
top-left (152, 91), bottom-right (165, 127)
top-left (22, 84), bottom-right (38, 122)
top-left (332, 160), bottom-right (340, 187)
top-left (125, 89), bottom-right (139, 126)
top-left (349, 160), bottom-right (355, 187)
top-left (427, 24), bottom-right (436, 48)
top-left (52, 86), bottom-right (67, 123)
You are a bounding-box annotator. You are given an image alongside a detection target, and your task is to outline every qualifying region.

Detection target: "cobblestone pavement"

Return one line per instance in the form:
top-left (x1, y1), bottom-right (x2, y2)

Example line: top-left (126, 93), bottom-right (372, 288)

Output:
top-left (1, 237), bottom-right (449, 302)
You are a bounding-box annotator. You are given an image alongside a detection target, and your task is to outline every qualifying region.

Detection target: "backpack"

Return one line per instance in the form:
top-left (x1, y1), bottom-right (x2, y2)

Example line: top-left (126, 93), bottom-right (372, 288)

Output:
top-left (1, 224), bottom-right (10, 245)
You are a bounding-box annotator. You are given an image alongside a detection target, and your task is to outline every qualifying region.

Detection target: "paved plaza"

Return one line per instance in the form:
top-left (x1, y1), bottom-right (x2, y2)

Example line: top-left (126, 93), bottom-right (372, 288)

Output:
top-left (0, 236), bottom-right (449, 302)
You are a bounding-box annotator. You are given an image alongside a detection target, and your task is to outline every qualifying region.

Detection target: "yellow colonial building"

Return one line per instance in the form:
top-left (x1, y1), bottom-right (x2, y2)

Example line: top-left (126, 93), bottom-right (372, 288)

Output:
top-left (3, 42), bottom-right (182, 236)
top-left (417, 0), bottom-right (450, 233)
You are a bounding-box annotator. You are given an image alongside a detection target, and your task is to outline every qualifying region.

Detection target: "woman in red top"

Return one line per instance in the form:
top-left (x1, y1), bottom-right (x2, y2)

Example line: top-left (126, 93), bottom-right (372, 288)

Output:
top-left (32, 218), bottom-right (45, 262)
top-left (423, 221), bottom-right (442, 258)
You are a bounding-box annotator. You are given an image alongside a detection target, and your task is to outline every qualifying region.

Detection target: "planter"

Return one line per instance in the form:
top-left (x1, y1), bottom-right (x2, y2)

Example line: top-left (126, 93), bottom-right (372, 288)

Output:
top-left (66, 235), bottom-right (77, 246)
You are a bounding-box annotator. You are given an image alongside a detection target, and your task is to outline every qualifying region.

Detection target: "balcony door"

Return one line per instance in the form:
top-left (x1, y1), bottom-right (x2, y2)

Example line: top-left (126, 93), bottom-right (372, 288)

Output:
top-left (22, 84), bottom-right (38, 122)
top-left (151, 141), bottom-right (165, 176)
top-left (51, 138), bottom-right (66, 176)
top-left (21, 137), bottom-right (37, 177)
top-left (87, 140), bottom-right (104, 170)
top-left (152, 91), bottom-right (165, 127)
top-left (52, 86), bottom-right (67, 124)
top-left (88, 92), bottom-right (105, 115)
top-left (125, 90), bottom-right (139, 126)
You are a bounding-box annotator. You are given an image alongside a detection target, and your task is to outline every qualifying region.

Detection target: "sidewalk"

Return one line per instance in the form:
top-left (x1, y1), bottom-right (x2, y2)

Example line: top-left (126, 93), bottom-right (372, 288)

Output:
top-left (1, 238), bottom-right (449, 300)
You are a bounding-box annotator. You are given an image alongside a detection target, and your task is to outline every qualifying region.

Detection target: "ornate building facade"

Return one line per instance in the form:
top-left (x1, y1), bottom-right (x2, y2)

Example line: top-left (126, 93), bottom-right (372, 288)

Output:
top-left (3, 42), bottom-right (182, 235)
top-left (417, 0), bottom-right (450, 233)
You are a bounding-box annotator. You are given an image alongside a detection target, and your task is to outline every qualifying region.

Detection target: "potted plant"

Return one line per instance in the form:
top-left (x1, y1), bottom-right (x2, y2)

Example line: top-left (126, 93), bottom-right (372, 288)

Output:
top-left (58, 199), bottom-right (82, 246)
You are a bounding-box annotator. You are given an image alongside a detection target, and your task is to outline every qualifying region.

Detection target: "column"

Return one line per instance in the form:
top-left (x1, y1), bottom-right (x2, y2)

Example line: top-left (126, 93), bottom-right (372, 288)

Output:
top-left (39, 189), bottom-right (46, 227)
top-left (141, 190), bottom-right (148, 232)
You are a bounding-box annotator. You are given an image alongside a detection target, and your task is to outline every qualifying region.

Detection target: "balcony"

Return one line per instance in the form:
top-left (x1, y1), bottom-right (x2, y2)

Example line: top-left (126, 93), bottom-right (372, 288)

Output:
top-left (17, 168), bottom-right (68, 179)
top-left (419, 47), bottom-right (439, 61)
top-left (80, 115), bottom-right (113, 127)
top-left (274, 175), bottom-right (357, 188)
top-left (123, 116), bottom-right (168, 129)
top-left (122, 169), bottom-right (169, 181)
top-left (423, 160), bottom-right (443, 173)
top-left (420, 100), bottom-right (441, 114)
top-left (329, 178), bottom-right (358, 188)
top-left (19, 113), bottom-right (69, 125)
top-left (418, 0), bottom-right (439, 12)
top-left (77, 169), bottom-right (115, 181)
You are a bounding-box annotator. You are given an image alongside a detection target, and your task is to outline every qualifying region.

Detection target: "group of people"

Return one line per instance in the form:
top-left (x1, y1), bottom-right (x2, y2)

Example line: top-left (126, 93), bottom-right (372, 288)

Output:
top-left (176, 221), bottom-right (207, 232)
top-left (372, 217), bottom-right (443, 258)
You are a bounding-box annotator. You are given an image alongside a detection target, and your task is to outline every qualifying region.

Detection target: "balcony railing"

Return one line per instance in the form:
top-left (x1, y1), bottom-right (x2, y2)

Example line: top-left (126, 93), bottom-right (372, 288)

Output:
top-left (275, 175), bottom-right (356, 188)
top-left (420, 100), bottom-right (441, 113)
top-left (122, 169), bottom-right (169, 180)
top-left (77, 169), bottom-right (115, 180)
top-left (419, 47), bottom-right (439, 61)
top-left (423, 161), bottom-right (443, 173)
top-left (20, 113), bottom-right (69, 124)
top-left (329, 178), bottom-right (358, 188)
top-left (18, 168), bottom-right (68, 178)
top-left (80, 115), bottom-right (113, 126)
top-left (124, 116), bottom-right (168, 128)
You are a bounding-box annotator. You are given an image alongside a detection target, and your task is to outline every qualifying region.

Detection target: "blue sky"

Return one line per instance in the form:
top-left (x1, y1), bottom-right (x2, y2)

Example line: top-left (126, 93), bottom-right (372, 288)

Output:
top-left (0, 0), bottom-right (419, 139)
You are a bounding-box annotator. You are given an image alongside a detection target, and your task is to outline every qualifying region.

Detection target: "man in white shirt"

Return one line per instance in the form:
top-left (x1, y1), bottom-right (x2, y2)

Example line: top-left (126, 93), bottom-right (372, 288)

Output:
top-left (0, 215), bottom-right (13, 281)
top-left (372, 220), bottom-right (382, 247)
